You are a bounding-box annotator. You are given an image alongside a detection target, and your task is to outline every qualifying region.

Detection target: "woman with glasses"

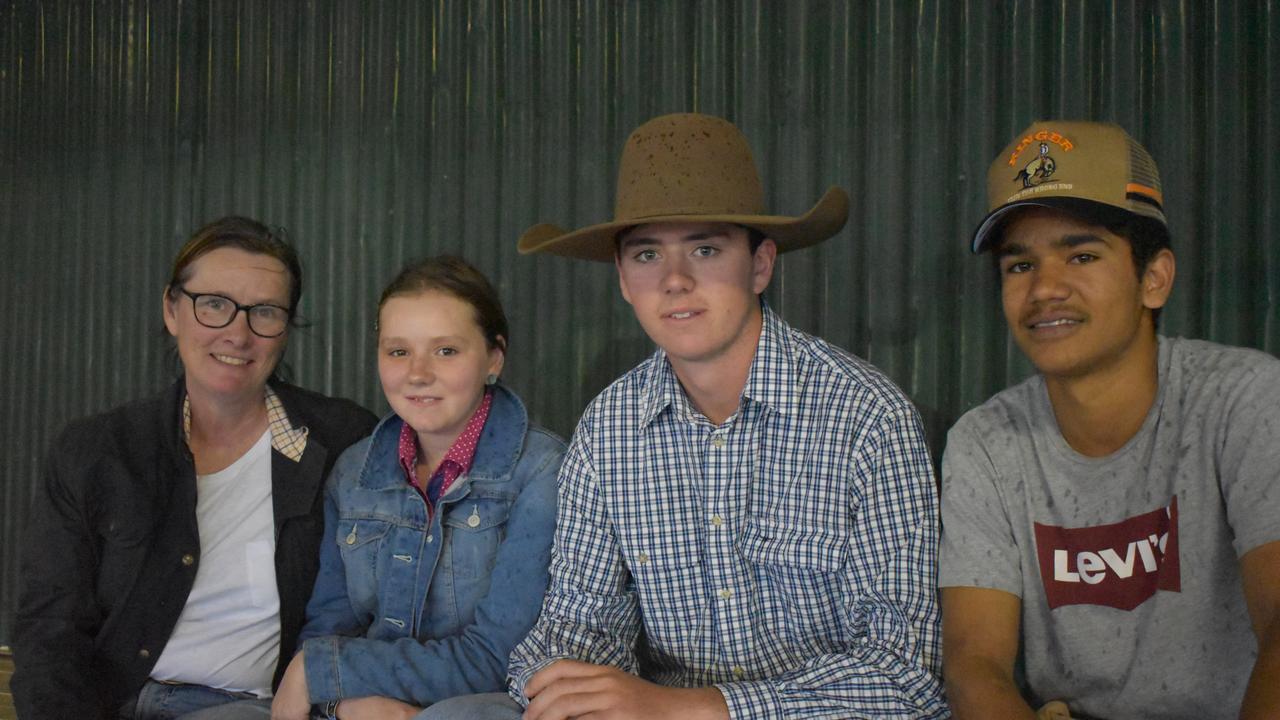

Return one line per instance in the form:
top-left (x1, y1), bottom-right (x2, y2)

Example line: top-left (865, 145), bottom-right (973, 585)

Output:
top-left (269, 256), bottom-right (564, 720)
top-left (13, 216), bottom-right (377, 720)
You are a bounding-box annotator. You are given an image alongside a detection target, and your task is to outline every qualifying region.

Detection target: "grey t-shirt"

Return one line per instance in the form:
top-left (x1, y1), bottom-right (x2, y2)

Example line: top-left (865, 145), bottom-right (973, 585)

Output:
top-left (940, 337), bottom-right (1280, 720)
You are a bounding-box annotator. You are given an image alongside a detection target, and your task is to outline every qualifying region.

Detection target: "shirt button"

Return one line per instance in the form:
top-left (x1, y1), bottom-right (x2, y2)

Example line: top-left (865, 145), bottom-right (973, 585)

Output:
top-left (711, 435), bottom-right (726, 449)
top-left (138, 648), bottom-right (150, 659)
top-left (719, 589), bottom-right (732, 600)
top-left (733, 666), bottom-right (746, 679)
top-left (637, 552), bottom-right (649, 565)
top-left (711, 515), bottom-right (723, 527)
top-left (181, 554), bottom-right (195, 566)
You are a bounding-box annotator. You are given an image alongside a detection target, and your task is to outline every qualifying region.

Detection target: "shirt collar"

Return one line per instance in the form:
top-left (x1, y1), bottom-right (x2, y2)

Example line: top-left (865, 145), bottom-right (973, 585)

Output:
top-left (639, 351), bottom-right (683, 428)
top-left (443, 388), bottom-right (493, 473)
top-left (395, 388), bottom-right (494, 486)
top-left (740, 304), bottom-right (798, 417)
top-left (182, 385), bottom-right (309, 462)
top-left (639, 302), bottom-right (796, 428)
top-left (396, 421), bottom-right (421, 487)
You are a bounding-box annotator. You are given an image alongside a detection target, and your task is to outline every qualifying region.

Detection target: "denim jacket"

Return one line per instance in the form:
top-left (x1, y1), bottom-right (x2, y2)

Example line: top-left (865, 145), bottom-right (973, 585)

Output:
top-left (297, 383), bottom-right (564, 707)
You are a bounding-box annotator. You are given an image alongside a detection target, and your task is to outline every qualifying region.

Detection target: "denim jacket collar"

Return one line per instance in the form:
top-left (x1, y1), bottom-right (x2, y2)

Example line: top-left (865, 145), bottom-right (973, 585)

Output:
top-left (359, 382), bottom-right (528, 492)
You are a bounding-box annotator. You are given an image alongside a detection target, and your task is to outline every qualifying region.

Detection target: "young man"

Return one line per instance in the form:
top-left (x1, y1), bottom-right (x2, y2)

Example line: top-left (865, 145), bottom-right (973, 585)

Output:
top-left (421, 113), bottom-right (947, 720)
top-left (940, 121), bottom-right (1280, 720)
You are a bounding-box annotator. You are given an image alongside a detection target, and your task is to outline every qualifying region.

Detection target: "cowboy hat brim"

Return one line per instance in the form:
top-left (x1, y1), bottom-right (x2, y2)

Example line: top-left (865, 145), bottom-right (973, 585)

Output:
top-left (518, 186), bottom-right (851, 262)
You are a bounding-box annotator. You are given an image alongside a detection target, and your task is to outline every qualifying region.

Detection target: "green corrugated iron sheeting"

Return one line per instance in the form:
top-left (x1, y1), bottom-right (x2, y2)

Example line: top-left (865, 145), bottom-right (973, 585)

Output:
top-left (0, 0), bottom-right (1276, 643)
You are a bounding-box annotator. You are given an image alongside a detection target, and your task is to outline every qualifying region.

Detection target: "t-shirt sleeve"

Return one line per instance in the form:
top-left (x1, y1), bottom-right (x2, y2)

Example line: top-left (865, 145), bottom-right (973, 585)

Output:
top-left (938, 419), bottom-right (1024, 596)
top-left (1218, 354), bottom-right (1280, 558)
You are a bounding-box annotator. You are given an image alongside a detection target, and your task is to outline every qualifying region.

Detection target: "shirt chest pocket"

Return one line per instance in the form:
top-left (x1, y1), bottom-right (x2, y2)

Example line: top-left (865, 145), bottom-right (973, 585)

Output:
top-left (738, 521), bottom-right (847, 638)
top-left (624, 541), bottom-right (705, 657)
top-left (442, 495), bottom-right (512, 580)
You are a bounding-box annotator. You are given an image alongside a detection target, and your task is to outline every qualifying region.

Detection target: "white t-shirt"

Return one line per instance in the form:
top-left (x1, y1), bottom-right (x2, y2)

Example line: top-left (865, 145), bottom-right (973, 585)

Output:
top-left (151, 428), bottom-right (281, 697)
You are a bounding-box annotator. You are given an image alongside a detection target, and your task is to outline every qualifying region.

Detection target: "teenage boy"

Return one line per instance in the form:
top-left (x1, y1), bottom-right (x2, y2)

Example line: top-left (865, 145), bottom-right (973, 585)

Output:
top-left (940, 120), bottom-right (1280, 720)
top-left (423, 113), bottom-right (947, 719)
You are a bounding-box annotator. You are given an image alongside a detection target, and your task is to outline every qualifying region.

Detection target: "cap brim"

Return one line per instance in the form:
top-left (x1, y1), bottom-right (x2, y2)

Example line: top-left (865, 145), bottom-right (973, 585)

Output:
top-left (519, 187), bottom-right (851, 262)
top-left (970, 196), bottom-right (1154, 253)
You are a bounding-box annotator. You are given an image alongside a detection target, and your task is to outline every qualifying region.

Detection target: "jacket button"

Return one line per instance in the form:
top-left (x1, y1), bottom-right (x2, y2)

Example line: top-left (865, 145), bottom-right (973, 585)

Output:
top-left (138, 648), bottom-right (150, 659)
top-left (181, 553), bottom-right (195, 566)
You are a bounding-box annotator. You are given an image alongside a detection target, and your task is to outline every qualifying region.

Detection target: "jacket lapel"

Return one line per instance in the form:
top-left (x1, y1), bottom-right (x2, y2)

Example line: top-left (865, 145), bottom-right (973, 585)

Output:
top-left (271, 438), bottom-right (329, 529)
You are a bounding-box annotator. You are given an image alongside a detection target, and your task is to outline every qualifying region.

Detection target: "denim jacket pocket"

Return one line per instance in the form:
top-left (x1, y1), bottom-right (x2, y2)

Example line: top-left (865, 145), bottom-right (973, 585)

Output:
top-left (442, 495), bottom-right (513, 581)
top-left (738, 520), bottom-right (847, 643)
top-left (336, 518), bottom-right (393, 610)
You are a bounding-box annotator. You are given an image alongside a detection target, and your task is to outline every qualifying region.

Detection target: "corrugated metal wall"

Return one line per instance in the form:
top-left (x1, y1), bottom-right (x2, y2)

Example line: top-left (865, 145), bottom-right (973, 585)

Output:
top-left (1, 0), bottom-right (1276, 646)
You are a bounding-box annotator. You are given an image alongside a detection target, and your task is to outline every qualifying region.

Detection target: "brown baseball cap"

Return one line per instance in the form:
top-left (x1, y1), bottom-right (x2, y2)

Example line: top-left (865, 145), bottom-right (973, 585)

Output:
top-left (518, 113), bottom-right (850, 262)
top-left (971, 120), bottom-right (1168, 253)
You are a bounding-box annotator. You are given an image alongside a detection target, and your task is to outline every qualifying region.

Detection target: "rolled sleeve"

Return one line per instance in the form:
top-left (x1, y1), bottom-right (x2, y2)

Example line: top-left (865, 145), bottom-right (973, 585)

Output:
top-left (301, 635), bottom-right (346, 701)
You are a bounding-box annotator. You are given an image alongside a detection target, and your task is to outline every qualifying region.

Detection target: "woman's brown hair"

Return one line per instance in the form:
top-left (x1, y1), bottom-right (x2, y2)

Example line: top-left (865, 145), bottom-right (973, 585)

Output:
top-left (166, 216), bottom-right (303, 320)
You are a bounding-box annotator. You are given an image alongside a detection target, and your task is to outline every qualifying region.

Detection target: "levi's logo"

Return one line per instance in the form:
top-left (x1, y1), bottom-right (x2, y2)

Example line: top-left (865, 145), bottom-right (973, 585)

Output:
top-left (1033, 497), bottom-right (1181, 611)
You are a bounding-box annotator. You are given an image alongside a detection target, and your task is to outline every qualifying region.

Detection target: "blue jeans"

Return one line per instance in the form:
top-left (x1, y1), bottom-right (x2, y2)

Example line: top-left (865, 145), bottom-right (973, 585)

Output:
top-left (120, 680), bottom-right (272, 720)
top-left (413, 692), bottom-right (522, 720)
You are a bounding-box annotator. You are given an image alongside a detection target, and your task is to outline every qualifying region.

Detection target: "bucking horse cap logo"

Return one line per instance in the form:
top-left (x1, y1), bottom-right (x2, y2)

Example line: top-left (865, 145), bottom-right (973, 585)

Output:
top-left (1015, 142), bottom-right (1057, 188)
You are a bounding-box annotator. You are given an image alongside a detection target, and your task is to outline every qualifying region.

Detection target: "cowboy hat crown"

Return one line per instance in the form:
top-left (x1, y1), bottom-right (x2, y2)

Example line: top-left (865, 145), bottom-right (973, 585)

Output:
top-left (517, 113), bottom-right (850, 262)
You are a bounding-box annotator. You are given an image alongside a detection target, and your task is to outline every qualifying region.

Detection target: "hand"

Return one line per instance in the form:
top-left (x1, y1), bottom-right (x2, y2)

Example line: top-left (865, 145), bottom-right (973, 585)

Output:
top-left (523, 659), bottom-right (728, 720)
top-left (1036, 700), bottom-right (1073, 720)
top-left (336, 696), bottom-right (423, 720)
top-left (270, 653), bottom-right (312, 720)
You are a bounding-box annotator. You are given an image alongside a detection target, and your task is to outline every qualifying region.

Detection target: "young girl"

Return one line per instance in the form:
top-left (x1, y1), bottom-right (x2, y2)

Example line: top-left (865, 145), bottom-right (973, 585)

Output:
top-left (272, 256), bottom-right (564, 720)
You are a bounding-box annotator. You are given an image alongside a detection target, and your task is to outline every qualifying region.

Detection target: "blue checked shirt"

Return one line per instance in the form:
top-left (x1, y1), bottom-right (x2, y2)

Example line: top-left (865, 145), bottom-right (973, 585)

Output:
top-left (508, 307), bottom-right (947, 718)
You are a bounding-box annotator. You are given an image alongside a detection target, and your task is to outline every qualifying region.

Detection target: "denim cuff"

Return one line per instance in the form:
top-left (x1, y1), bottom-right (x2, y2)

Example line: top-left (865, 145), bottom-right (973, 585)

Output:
top-left (301, 635), bottom-right (345, 703)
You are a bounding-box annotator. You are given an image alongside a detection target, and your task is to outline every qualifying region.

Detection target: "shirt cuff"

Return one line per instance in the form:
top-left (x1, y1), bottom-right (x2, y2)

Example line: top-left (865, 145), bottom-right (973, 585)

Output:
top-left (507, 656), bottom-right (567, 706)
top-left (714, 680), bottom-right (782, 719)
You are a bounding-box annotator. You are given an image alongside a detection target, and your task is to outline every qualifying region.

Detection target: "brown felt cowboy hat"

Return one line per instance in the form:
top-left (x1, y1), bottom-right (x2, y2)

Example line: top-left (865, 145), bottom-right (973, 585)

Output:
top-left (517, 113), bottom-right (850, 262)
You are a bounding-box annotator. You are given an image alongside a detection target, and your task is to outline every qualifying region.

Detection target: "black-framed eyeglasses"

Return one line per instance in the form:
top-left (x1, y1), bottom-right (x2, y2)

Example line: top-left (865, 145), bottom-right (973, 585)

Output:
top-left (177, 287), bottom-right (292, 338)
